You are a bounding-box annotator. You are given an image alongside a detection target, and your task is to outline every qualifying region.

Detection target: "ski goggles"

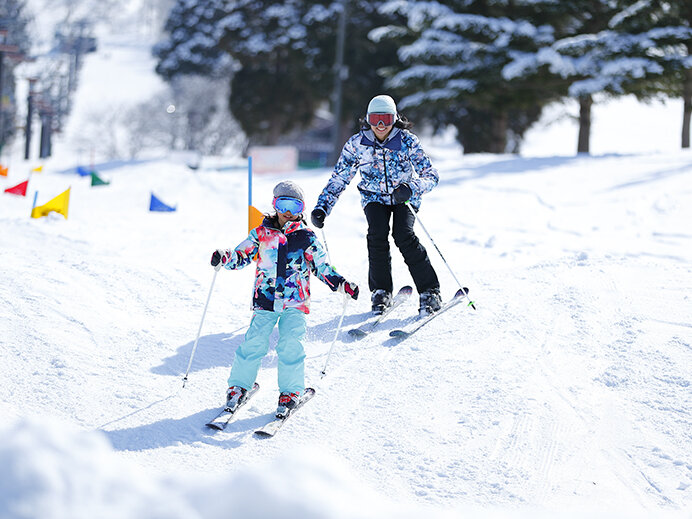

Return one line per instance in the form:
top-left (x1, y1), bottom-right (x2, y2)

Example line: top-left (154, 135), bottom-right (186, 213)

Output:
top-left (367, 112), bottom-right (395, 127)
top-left (273, 196), bottom-right (304, 215)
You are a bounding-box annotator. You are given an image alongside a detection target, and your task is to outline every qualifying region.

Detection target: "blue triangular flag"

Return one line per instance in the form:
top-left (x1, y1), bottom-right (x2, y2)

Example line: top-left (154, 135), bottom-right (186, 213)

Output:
top-left (76, 166), bottom-right (92, 177)
top-left (149, 193), bottom-right (176, 212)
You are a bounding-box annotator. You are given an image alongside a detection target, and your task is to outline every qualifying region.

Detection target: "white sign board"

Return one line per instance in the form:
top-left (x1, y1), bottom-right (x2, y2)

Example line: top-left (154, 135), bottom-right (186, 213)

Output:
top-left (248, 146), bottom-right (299, 174)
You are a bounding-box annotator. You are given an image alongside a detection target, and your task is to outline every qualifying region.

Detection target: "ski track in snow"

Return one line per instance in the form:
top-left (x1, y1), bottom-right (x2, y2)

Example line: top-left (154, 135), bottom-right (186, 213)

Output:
top-left (2, 148), bottom-right (691, 513)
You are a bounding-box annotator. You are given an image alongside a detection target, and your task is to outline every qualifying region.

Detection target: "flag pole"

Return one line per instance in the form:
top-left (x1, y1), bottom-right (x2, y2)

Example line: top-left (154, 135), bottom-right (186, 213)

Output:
top-left (248, 156), bottom-right (252, 207)
top-left (248, 156), bottom-right (252, 233)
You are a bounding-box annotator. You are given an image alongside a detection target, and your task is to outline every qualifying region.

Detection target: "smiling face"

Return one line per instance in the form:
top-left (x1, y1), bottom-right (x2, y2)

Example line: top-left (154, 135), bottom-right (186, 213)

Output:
top-left (277, 209), bottom-right (301, 227)
top-left (370, 121), bottom-right (394, 141)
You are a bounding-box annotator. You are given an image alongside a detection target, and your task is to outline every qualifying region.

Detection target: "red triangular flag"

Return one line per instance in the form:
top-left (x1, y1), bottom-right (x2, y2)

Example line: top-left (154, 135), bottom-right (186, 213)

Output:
top-left (5, 180), bottom-right (29, 196)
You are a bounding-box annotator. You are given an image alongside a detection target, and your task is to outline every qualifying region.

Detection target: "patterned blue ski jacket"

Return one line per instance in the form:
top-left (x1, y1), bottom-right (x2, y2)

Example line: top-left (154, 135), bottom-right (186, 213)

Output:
top-left (315, 128), bottom-right (439, 214)
top-left (219, 216), bottom-right (345, 314)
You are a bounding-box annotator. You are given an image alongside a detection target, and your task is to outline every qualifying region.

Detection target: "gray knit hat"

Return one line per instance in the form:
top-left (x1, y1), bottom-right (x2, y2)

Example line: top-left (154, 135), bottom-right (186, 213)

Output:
top-left (273, 180), bottom-right (305, 202)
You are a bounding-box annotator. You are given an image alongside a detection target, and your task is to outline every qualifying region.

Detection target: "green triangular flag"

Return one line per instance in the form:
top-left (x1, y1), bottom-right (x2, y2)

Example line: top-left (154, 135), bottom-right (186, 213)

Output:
top-left (90, 172), bottom-right (110, 186)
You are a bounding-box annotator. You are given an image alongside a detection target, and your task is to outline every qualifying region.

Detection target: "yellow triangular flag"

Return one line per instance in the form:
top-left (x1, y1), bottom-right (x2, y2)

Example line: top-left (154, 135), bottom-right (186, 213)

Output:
top-left (249, 205), bottom-right (264, 232)
top-left (31, 165), bottom-right (43, 173)
top-left (31, 188), bottom-right (70, 219)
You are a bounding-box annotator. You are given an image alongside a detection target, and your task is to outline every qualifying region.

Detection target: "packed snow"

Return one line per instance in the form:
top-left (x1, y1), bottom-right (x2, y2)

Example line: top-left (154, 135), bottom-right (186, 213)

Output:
top-left (1, 17), bottom-right (691, 519)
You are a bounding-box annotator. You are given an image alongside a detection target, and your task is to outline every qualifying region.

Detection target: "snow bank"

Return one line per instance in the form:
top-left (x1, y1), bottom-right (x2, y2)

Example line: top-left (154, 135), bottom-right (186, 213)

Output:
top-left (0, 417), bottom-right (409, 519)
top-left (0, 418), bottom-right (193, 519)
top-left (2, 418), bottom-right (688, 519)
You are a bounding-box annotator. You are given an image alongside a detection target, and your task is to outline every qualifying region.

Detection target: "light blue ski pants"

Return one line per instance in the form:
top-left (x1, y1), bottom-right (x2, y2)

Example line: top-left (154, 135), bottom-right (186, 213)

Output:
top-left (228, 307), bottom-right (306, 395)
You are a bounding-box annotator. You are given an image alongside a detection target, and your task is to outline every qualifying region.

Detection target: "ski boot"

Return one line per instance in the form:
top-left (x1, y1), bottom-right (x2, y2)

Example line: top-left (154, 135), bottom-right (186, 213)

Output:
top-left (225, 385), bottom-right (247, 412)
top-left (418, 288), bottom-right (442, 317)
top-left (371, 289), bottom-right (392, 315)
top-left (276, 391), bottom-right (300, 418)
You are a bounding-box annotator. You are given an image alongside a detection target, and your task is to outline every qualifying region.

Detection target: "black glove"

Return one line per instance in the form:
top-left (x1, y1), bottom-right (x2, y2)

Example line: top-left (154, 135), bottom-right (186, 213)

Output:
top-left (392, 183), bottom-right (412, 204)
top-left (211, 249), bottom-right (228, 267)
top-left (311, 208), bottom-right (326, 229)
top-left (338, 280), bottom-right (359, 300)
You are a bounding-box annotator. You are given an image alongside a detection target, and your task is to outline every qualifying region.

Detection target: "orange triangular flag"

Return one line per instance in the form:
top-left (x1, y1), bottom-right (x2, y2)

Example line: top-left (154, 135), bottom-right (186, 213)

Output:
top-left (31, 188), bottom-right (70, 219)
top-left (5, 180), bottom-right (28, 196)
top-left (249, 205), bottom-right (264, 232)
top-left (0, 165), bottom-right (8, 177)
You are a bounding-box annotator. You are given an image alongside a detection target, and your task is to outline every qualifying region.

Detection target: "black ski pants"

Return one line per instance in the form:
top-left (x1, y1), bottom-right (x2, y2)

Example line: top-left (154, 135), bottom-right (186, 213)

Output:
top-left (364, 202), bottom-right (439, 294)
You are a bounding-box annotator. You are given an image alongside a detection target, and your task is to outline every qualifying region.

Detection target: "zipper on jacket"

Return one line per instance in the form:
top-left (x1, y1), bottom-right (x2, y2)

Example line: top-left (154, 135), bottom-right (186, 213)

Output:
top-left (379, 145), bottom-right (391, 200)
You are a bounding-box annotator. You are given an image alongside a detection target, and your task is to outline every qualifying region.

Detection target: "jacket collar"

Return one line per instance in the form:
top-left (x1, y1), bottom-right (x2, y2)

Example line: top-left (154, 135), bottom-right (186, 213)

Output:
top-left (262, 216), bottom-right (306, 234)
top-left (361, 127), bottom-right (402, 150)
top-left (282, 219), bottom-right (306, 234)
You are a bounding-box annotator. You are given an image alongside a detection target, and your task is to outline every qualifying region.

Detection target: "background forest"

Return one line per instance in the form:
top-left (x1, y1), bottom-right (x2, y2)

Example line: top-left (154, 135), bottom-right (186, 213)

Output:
top-left (1, 0), bottom-right (690, 162)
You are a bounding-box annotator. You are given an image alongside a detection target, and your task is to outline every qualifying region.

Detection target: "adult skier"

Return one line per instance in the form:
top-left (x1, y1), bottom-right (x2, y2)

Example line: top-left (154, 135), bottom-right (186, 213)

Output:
top-left (310, 94), bottom-right (441, 316)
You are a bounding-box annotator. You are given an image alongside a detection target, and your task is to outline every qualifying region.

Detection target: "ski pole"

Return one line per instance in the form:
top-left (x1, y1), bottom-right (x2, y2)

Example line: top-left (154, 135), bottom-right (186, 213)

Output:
top-left (182, 267), bottom-right (219, 387)
top-left (320, 293), bottom-right (349, 378)
top-left (321, 228), bottom-right (332, 264)
top-left (406, 203), bottom-right (476, 310)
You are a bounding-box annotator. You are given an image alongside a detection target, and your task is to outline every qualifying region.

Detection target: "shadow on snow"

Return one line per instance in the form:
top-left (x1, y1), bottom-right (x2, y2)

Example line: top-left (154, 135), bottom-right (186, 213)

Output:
top-left (150, 309), bottom-right (371, 378)
top-left (103, 407), bottom-right (275, 451)
top-left (151, 327), bottom-right (247, 377)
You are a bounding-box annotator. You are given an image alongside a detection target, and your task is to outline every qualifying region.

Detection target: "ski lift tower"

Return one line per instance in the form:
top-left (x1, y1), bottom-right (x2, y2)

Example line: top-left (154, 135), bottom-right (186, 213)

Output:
top-left (0, 28), bottom-right (20, 153)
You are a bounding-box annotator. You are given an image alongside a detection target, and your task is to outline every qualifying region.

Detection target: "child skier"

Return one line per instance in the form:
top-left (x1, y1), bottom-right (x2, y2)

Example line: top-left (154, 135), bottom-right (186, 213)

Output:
top-left (211, 180), bottom-right (359, 416)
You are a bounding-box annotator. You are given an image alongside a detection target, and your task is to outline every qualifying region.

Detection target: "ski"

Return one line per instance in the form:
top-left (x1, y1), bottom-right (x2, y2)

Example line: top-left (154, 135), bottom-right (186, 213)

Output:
top-left (389, 287), bottom-right (471, 340)
top-left (347, 285), bottom-right (413, 339)
top-left (205, 382), bottom-right (260, 430)
top-left (254, 388), bottom-right (316, 438)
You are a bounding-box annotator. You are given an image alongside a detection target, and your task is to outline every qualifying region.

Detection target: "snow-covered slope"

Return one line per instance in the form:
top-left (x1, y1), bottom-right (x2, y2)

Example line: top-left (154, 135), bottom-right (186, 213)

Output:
top-left (1, 23), bottom-right (691, 519)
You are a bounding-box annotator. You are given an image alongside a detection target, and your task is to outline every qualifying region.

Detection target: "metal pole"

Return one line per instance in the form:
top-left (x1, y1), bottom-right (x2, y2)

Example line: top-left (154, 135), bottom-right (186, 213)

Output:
top-left (25, 79), bottom-right (36, 160)
top-left (47, 111), bottom-right (53, 157)
top-left (320, 293), bottom-right (349, 378)
top-left (0, 51), bottom-right (5, 152)
top-left (40, 113), bottom-right (49, 158)
top-left (182, 268), bottom-right (219, 387)
top-left (407, 204), bottom-right (476, 310)
top-left (321, 229), bottom-right (332, 265)
top-left (0, 32), bottom-right (21, 154)
top-left (329, 0), bottom-right (348, 165)
top-left (248, 156), bottom-right (252, 207)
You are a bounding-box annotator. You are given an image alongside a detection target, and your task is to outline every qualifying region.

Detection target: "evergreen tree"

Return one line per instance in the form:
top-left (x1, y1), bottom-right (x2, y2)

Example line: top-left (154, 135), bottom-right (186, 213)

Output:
top-left (496, 0), bottom-right (610, 153)
top-left (503, 0), bottom-right (691, 152)
top-left (153, 0), bottom-right (230, 80)
top-left (606, 0), bottom-right (692, 148)
top-left (219, 0), bottom-right (331, 144)
top-left (376, 0), bottom-right (571, 153)
top-left (302, 1), bottom-right (403, 147)
top-left (155, 0), bottom-right (402, 149)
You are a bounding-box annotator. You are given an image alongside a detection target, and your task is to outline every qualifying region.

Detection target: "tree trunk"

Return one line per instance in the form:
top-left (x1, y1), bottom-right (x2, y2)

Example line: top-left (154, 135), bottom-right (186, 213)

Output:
top-left (577, 95), bottom-right (592, 154)
top-left (265, 118), bottom-right (281, 145)
top-left (491, 111), bottom-right (508, 153)
top-left (683, 68), bottom-right (691, 149)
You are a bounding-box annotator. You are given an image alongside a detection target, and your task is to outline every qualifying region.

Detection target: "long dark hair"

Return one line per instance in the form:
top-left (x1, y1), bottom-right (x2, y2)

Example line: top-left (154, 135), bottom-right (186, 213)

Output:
top-left (359, 113), bottom-right (414, 131)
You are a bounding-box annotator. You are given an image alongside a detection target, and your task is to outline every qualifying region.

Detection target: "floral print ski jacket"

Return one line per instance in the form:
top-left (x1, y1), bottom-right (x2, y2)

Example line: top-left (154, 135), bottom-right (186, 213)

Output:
top-left (219, 216), bottom-right (345, 314)
top-left (315, 127), bottom-right (439, 214)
